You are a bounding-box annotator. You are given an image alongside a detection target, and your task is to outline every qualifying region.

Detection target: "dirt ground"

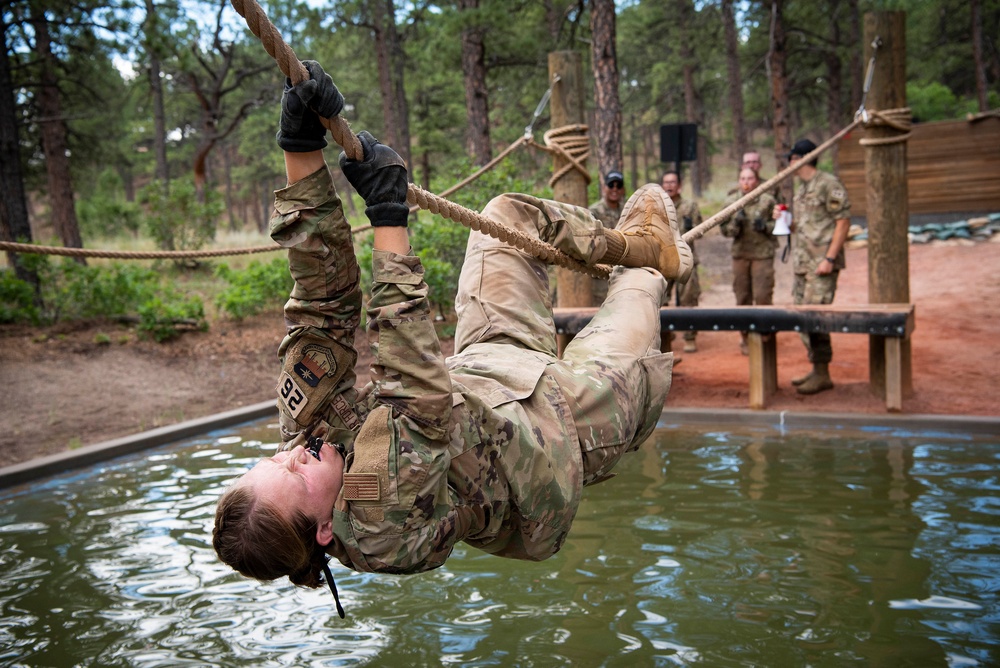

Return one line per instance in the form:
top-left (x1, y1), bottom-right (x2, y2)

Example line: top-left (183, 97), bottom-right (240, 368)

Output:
top-left (1, 232), bottom-right (998, 468)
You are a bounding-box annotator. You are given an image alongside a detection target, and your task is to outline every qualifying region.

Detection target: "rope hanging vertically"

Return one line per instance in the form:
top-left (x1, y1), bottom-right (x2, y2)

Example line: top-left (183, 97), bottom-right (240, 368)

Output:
top-left (228, 0), bottom-right (608, 278)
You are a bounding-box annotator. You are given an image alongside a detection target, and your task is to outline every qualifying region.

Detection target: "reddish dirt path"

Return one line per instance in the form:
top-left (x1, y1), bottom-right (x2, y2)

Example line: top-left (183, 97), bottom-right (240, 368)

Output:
top-left (1, 236), bottom-right (997, 469)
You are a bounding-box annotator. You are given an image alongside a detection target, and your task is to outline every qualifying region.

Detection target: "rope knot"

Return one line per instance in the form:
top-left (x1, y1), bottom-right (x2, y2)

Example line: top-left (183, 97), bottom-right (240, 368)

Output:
top-left (859, 106), bottom-right (912, 146)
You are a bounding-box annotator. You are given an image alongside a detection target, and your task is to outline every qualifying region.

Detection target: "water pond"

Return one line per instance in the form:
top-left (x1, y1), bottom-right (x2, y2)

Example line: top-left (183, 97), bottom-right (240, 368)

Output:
top-left (1, 418), bottom-right (998, 667)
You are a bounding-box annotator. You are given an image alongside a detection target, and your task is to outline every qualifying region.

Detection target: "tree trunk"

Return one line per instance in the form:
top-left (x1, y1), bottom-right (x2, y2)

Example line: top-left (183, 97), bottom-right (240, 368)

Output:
top-left (972, 0), bottom-right (989, 112)
top-left (825, 2), bottom-right (843, 165)
top-left (224, 143), bottom-right (236, 231)
top-left (372, 0), bottom-right (411, 171)
top-left (144, 0), bottom-right (169, 188)
top-left (722, 0), bottom-right (747, 161)
top-left (590, 0), bottom-right (622, 181)
top-left (32, 12), bottom-right (85, 260)
top-left (768, 0), bottom-right (792, 204)
top-left (676, 0), bottom-right (706, 196)
top-left (459, 0), bottom-right (491, 166)
top-left (848, 0), bottom-right (862, 111)
top-left (0, 16), bottom-right (38, 289)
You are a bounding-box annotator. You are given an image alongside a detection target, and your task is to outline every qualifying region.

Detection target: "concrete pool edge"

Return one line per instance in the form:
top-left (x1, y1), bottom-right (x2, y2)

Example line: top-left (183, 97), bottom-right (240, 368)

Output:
top-left (0, 400), bottom-right (276, 490)
top-left (1, 404), bottom-right (997, 490)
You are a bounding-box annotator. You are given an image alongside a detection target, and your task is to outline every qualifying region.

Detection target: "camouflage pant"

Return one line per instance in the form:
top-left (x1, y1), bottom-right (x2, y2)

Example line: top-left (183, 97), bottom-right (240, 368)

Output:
top-left (455, 194), bottom-right (674, 484)
top-left (793, 270), bottom-right (839, 364)
top-left (732, 257), bottom-right (775, 306)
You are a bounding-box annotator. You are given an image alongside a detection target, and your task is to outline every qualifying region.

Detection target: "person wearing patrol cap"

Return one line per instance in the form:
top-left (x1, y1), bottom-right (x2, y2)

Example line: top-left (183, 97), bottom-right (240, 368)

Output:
top-left (589, 170), bottom-right (626, 230)
top-left (588, 171), bottom-right (626, 303)
top-left (773, 137), bottom-right (852, 395)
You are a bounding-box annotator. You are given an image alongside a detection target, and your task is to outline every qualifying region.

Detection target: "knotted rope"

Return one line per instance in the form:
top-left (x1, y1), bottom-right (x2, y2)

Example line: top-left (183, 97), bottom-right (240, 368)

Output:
top-left (531, 124), bottom-right (591, 188)
top-left (858, 107), bottom-right (912, 146)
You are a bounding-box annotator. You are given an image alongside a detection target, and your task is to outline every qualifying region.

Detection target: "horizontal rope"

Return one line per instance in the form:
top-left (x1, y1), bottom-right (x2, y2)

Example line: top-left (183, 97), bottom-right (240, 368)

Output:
top-left (0, 240), bottom-right (282, 259)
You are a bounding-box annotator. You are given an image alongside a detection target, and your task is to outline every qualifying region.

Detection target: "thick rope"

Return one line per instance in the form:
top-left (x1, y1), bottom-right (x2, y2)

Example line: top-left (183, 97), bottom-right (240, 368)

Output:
top-left (229, 0), bottom-right (604, 277)
top-left (407, 185), bottom-right (610, 279)
top-left (858, 107), bottom-right (912, 146)
top-left (0, 240), bottom-right (281, 259)
top-left (538, 124), bottom-right (591, 188)
top-left (684, 107), bottom-right (909, 243)
top-left (228, 0), bottom-right (363, 161)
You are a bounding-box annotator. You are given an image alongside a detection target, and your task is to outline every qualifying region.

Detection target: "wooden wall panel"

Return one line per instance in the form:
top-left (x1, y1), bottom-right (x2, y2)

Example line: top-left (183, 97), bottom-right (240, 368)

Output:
top-left (837, 118), bottom-right (1000, 216)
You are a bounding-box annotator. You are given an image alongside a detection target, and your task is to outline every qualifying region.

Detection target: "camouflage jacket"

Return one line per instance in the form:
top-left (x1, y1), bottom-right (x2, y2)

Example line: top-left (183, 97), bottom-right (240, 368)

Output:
top-left (792, 170), bottom-right (851, 274)
top-left (720, 191), bottom-right (778, 260)
top-left (588, 198), bottom-right (623, 229)
top-left (673, 196), bottom-right (702, 264)
top-left (324, 253), bottom-right (584, 574)
top-left (265, 174), bottom-right (584, 575)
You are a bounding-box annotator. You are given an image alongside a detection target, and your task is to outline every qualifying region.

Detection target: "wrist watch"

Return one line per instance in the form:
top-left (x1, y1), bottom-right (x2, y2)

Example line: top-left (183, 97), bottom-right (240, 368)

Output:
top-left (825, 256), bottom-right (836, 263)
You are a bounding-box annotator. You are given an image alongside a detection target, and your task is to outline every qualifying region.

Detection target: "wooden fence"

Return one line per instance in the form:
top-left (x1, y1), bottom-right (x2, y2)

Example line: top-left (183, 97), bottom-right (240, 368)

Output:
top-left (837, 116), bottom-right (1000, 216)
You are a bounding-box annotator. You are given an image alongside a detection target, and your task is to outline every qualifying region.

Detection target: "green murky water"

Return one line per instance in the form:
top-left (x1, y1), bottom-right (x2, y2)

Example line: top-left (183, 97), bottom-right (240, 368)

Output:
top-left (1, 419), bottom-right (998, 667)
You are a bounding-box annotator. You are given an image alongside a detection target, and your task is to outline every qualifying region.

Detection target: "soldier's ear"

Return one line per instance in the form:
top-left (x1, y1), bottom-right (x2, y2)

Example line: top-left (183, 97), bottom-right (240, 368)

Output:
top-left (316, 518), bottom-right (334, 547)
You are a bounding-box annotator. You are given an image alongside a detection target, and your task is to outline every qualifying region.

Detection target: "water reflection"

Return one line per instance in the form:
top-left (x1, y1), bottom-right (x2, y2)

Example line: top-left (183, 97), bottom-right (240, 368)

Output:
top-left (0, 421), bottom-right (998, 667)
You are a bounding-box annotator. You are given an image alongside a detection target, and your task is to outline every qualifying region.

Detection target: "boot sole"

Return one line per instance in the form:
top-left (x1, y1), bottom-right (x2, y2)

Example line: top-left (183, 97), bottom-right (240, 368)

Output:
top-left (619, 184), bottom-right (695, 283)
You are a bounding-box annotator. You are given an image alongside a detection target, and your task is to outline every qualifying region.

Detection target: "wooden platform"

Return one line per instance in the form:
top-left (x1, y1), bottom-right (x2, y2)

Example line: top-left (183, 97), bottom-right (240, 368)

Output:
top-left (553, 304), bottom-right (916, 412)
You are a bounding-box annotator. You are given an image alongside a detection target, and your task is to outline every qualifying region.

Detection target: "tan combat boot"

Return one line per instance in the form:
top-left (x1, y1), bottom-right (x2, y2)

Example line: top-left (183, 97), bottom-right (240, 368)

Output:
top-left (791, 370), bottom-right (814, 386)
top-left (796, 363), bottom-right (834, 395)
top-left (603, 184), bottom-right (694, 282)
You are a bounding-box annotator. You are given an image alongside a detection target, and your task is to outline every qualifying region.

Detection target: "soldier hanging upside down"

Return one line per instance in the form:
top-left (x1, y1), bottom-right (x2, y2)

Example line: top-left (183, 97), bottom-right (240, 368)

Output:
top-left (212, 61), bottom-right (694, 616)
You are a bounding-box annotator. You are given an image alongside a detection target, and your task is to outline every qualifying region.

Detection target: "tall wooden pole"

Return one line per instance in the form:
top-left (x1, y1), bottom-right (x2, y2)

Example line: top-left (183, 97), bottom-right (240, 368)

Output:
top-left (549, 51), bottom-right (592, 354)
top-left (863, 11), bottom-right (912, 404)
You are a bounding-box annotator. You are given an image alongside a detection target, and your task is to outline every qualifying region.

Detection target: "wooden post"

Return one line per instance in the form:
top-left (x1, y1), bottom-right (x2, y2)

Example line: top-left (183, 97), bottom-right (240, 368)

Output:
top-left (863, 11), bottom-right (912, 407)
top-left (549, 51), bottom-right (592, 355)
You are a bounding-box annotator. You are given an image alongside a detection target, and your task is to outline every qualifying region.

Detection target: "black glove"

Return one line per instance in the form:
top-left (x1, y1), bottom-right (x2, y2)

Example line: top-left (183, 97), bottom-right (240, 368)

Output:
top-left (683, 216), bottom-right (694, 233)
top-left (339, 131), bottom-right (409, 227)
top-left (753, 217), bottom-right (768, 234)
top-left (276, 60), bottom-right (345, 153)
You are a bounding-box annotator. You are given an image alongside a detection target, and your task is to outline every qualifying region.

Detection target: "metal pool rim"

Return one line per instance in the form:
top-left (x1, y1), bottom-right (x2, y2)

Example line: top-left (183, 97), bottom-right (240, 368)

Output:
top-left (1, 403), bottom-right (997, 490)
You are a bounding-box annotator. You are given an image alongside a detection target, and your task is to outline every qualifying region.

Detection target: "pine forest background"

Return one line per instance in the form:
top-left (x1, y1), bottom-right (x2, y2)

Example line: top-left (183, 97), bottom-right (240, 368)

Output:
top-left (1, 0), bottom-right (997, 323)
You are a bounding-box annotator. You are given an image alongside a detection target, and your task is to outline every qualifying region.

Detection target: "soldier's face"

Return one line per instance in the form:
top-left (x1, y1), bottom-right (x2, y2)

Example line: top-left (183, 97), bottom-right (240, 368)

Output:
top-left (241, 444), bottom-right (344, 544)
top-left (661, 175), bottom-right (680, 197)
top-left (605, 180), bottom-right (624, 204)
top-left (742, 153), bottom-right (762, 171)
top-left (739, 169), bottom-right (759, 193)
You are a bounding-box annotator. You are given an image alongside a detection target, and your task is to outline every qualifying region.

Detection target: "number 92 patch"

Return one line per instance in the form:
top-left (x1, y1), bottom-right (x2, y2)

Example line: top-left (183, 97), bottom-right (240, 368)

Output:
top-left (277, 371), bottom-right (309, 420)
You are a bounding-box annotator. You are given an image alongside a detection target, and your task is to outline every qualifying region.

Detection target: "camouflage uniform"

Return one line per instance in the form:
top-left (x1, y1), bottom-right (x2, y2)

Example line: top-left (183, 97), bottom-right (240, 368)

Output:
top-left (273, 166), bottom-right (673, 574)
top-left (669, 196), bottom-right (702, 343)
top-left (791, 170), bottom-right (851, 364)
top-left (720, 191), bottom-right (778, 306)
top-left (588, 198), bottom-right (623, 304)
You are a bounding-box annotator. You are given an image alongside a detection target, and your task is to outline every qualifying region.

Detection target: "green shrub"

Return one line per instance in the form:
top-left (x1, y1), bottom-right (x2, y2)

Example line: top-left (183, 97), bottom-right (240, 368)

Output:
top-left (0, 257), bottom-right (206, 341)
top-left (137, 295), bottom-right (207, 342)
top-left (0, 269), bottom-right (40, 324)
top-left (215, 258), bottom-right (293, 319)
top-left (76, 168), bottom-right (142, 239)
top-left (139, 178), bottom-right (222, 251)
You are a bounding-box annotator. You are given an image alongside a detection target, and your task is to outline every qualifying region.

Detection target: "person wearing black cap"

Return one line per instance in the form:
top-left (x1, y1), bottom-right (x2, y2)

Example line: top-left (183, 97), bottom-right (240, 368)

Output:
top-left (590, 171), bottom-right (626, 230)
top-left (589, 171), bottom-right (626, 303)
top-left (774, 138), bottom-right (852, 395)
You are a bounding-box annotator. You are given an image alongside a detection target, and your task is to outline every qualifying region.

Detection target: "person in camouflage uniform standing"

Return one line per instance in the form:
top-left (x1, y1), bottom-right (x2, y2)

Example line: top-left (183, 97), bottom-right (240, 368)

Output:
top-left (588, 170), bottom-right (625, 304)
top-left (213, 62), bottom-right (694, 613)
top-left (660, 171), bottom-right (702, 352)
top-left (776, 139), bottom-right (851, 395)
top-left (720, 168), bottom-right (778, 355)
